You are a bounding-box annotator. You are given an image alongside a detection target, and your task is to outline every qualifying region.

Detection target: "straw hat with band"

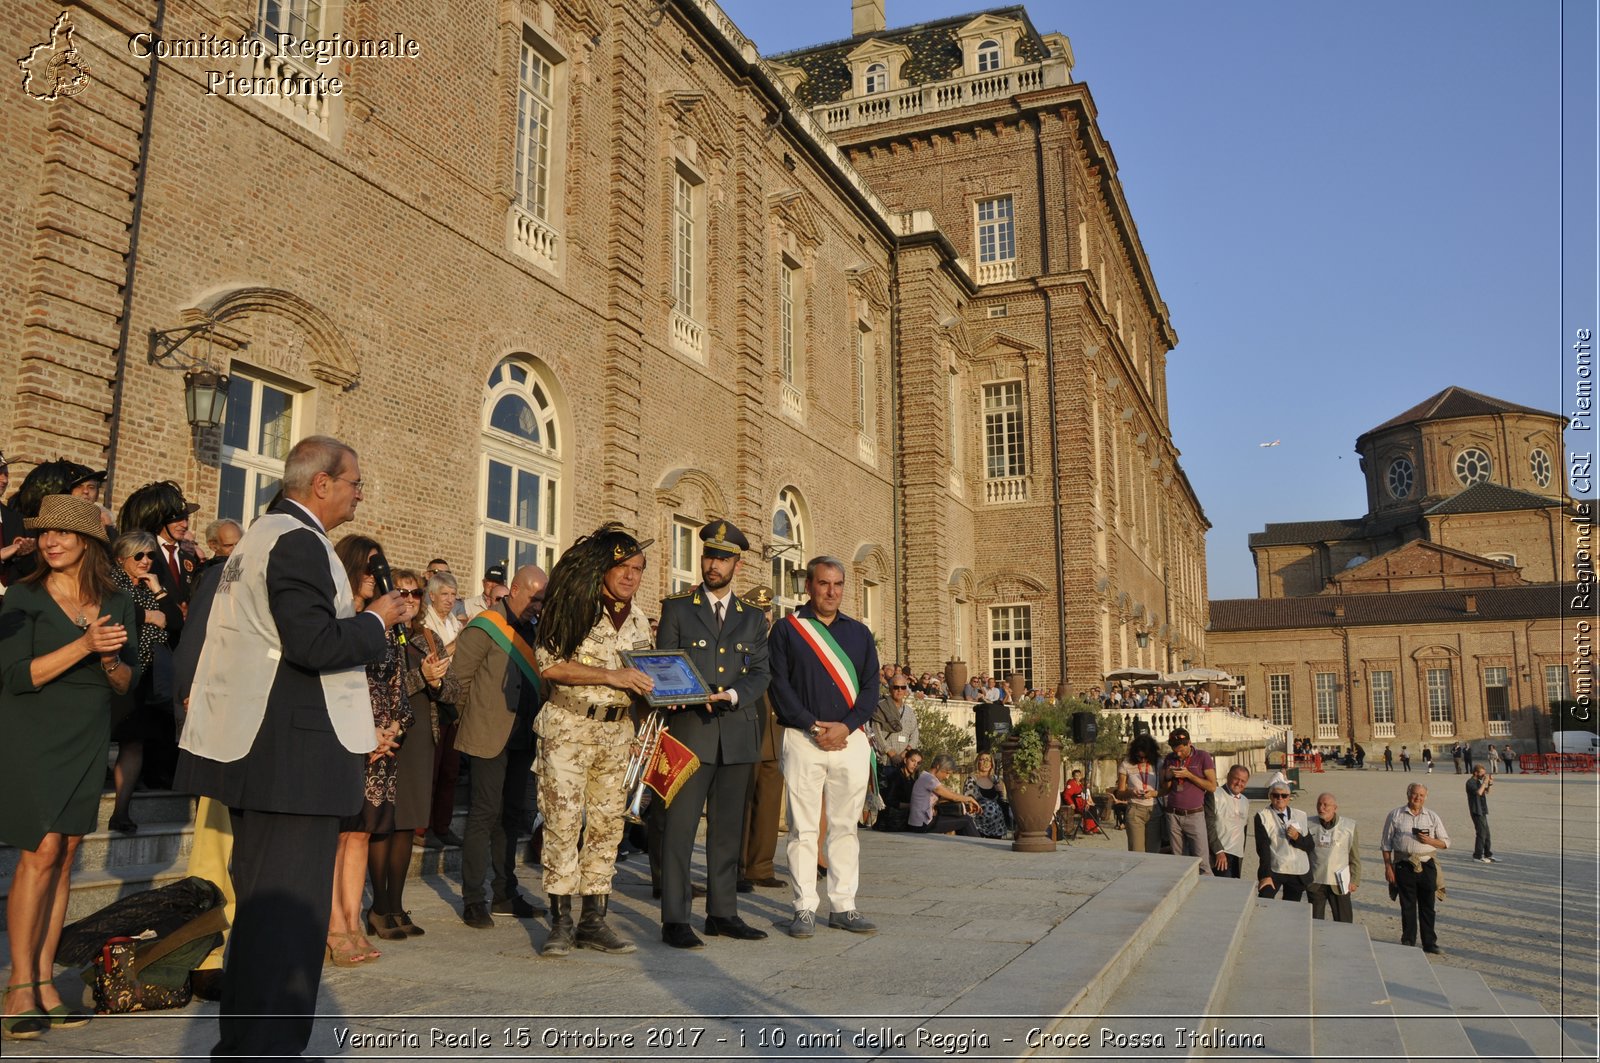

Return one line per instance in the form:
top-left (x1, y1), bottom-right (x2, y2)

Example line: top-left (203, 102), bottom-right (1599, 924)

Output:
top-left (25, 495), bottom-right (111, 544)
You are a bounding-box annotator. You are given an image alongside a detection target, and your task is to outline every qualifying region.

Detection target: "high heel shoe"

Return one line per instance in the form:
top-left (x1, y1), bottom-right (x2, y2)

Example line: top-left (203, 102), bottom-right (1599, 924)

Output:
top-left (365, 910), bottom-right (407, 942)
top-left (325, 934), bottom-right (368, 968)
top-left (352, 932), bottom-right (381, 961)
top-left (392, 910), bottom-right (425, 937)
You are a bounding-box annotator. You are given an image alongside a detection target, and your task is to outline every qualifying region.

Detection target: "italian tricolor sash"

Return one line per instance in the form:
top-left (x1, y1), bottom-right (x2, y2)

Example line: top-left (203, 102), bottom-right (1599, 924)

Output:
top-left (786, 614), bottom-right (859, 711)
top-left (466, 611), bottom-right (541, 695)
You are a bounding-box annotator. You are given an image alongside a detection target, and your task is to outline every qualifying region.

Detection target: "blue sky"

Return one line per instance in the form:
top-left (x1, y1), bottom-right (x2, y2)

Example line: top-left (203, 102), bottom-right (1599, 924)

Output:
top-left (719, 0), bottom-right (1596, 600)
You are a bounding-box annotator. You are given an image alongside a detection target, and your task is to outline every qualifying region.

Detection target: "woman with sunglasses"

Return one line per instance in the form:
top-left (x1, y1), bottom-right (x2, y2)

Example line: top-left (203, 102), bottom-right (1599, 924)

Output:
top-left (1116, 733), bottom-right (1163, 853)
top-left (105, 532), bottom-right (170, 834)
top-left (1, 496), bottom-right (137, 1041)
top-left (326, 535), bottom-right (416, 966)
top-left (368, 569), bottom-right (459, 939)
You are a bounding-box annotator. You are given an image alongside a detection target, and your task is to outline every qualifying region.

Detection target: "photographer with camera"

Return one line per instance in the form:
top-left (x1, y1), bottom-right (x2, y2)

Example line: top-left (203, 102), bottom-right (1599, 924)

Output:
top-left (1466, 764), bottom-right (1497, 863)
top-left (1381, 783), bottom-right (1450, 954)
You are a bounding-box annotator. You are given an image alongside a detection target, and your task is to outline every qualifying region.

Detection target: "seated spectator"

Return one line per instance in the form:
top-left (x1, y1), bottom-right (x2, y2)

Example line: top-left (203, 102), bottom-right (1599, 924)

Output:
top-left (965, 751), bottom-right (1008, 838)
top-left (874, 749), bottom-right (921, 832)
top-left (909, 755), bottom-right (980, 836)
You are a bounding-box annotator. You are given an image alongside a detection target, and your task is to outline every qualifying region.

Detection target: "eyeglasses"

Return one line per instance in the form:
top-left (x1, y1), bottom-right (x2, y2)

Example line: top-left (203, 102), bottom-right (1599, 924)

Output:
top-left (891, 684), bottom-right (909, 690)
top-left (329, 475), bottom-right (365, 491)
top-left (398, 589), bottom-right (425, 599)
top-left (128, 551), bottom-right (157, 561)
top-left (1269, 793), bottom-right (1290, 799)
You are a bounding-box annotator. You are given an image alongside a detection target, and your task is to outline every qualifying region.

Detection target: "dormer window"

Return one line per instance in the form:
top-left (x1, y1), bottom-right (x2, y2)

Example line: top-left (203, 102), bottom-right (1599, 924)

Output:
top-left (865, 63), bottom-right (888, 94)
top-left (977, 39), bottom-right (1002, 73)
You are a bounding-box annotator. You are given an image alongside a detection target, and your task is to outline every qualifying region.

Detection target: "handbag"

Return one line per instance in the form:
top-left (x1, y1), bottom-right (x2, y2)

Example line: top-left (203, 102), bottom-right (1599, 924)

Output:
top-left (91, 936), bottom-right (195, 1014)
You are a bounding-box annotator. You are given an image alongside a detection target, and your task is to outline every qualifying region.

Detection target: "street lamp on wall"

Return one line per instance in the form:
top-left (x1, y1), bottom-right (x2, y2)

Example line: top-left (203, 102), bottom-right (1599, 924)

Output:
top-left (1135, 630), bottom-right (1150, 649)
top-left (148, 318), bottom-right (242, 430)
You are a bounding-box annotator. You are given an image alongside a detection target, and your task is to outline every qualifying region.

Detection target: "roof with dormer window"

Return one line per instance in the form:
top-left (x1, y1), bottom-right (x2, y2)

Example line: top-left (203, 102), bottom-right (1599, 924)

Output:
top-left (770, 5), bottom-right (1050, 106)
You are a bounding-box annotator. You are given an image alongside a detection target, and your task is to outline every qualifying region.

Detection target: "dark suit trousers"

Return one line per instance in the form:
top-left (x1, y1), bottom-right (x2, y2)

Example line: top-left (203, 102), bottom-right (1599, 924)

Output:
top-left (662, 753), bottom-right (753, 922)
top-left (218, 809), bottom-right (339, 1062)
top-left (1258, 873), bottom-right (1308, 902)
top-left (1307, 883), bottom-right (1353, 922)
top-left (1394, 859), bottom-right (1438, 948)
top-left (740, 709), bottom-right (784, 881)
top-left (461, 747), bottom-right (533, 906)
top-left (1471, 813), bottom-right (1492, 859)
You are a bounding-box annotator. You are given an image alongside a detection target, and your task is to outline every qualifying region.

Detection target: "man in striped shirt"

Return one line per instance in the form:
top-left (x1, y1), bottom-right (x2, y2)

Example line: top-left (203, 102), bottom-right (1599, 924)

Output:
top-left (768, 556), bottom-right (880, 938)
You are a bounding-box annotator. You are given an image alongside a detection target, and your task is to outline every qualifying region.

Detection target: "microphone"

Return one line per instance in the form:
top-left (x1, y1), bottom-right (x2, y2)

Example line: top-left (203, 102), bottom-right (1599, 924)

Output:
top-left (367, 551), bottom-right (408, 647)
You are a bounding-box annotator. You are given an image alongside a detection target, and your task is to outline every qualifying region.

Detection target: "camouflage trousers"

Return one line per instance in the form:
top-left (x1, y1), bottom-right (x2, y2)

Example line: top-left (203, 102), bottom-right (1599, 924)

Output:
top-left (534, 708), bottom-right (634, 896)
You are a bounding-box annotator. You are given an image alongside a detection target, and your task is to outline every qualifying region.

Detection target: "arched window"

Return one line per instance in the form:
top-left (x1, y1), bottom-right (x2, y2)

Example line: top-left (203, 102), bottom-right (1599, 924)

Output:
top-left (864, 62), bottom-right (888, 94)
top-left (976, 39), bottom-right (1002, 72)
top-left (770, 487), bottom-right (808, 617)
top-left (480, 356), bottom-right (563, 575)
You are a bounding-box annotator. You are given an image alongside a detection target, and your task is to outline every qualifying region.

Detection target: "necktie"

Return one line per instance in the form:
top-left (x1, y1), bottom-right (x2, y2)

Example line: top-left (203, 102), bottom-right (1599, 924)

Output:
top-left (714, 600), bottom-right (725, 631)
top-left (165, 543), bottom-right (180, 584)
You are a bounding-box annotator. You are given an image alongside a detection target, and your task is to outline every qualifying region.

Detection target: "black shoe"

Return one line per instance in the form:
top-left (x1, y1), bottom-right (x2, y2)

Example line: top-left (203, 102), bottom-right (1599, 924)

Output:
top-left (462, 902), bottom-right (494, 929)
top-left (424, 830), bottom-right (461, 850)
top-left (1423, 945), bottom-right (1443, 955)
top-left (662, 922), bottom-right (705, 949)
top-left (751, 876), bottom-right (786, 889)
top-left (575, 894), bottom-right (636, 954)
top-left (189, 968), bottom-right (225, 1002)
top-left (736, 878), bottom-right (754, 893)
top-left (542, 895), bottom-right (574, 957)
top-left (492, 894), bottom-right (545, 918)
top-left (692, 882), bottom-right (707, 898)
top-left (1401, 939), bottom-right (1415, 947)
top-left (704, 914), bottom-right (768, 940)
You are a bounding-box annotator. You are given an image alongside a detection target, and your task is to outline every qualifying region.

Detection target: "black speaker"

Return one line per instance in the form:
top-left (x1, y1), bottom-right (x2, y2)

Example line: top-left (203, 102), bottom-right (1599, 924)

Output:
top-left (1131, 715), bottom-right (1150, 739)
top-left (1072, 711), bottom-right (1098, 744)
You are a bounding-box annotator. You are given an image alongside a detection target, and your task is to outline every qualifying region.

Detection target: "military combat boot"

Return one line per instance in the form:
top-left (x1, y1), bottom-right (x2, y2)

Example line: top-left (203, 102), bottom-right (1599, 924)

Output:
top-left (574, 894), bottom-right (635, 954)
top-left (541, 895), bottom-right (574, 957)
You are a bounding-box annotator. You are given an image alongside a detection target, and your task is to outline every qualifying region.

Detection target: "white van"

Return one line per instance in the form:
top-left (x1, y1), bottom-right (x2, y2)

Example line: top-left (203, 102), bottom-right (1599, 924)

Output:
top-left (1552, 730), bottom-right (1600, 755)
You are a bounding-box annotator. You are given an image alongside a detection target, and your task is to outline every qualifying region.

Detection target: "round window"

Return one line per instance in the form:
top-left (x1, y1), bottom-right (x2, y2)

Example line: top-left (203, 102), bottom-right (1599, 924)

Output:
top-left (1386, 457), bottom-right (1414, 499)
top-left (1530, 448), bottom-right (1552, 488)
top-left (1453, 447), bottom-right (1492, 486)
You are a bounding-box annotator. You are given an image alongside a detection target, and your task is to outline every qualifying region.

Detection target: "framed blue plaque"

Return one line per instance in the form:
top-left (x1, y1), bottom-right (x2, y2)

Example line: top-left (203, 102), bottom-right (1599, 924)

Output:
top-left (620, 650), bottom-right (712, 707)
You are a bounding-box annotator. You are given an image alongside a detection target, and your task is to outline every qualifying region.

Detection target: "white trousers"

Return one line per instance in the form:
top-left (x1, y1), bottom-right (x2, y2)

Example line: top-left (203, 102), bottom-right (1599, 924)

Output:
top-left (780, 726), bottom-right (870, 915)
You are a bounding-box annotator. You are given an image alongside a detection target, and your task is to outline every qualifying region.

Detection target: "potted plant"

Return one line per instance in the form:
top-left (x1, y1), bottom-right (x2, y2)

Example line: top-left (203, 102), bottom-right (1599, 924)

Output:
top-left (1000, 696), bottom-right (1108, 851)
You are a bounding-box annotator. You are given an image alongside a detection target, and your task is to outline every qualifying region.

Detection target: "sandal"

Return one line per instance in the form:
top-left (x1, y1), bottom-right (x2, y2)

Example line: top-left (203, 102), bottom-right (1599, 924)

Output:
top-left (46, 1003), bottom-right (90, 1029)
top-left (352, 933), bottom-right (381, 961)
top-left (3, 981), bottom-right (48, 1042)
top-left (325, 935), bottom-right (368, 968)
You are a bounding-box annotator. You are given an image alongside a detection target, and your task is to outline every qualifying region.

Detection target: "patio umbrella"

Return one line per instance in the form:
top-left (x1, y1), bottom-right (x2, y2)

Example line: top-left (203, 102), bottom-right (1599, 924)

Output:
top-left (1105, 667), bottom-right (1162, 682)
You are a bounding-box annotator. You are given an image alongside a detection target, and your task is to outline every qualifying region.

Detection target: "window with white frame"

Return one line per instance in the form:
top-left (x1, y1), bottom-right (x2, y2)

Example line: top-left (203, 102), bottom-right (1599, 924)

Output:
top-left (1268, 673), bottom-right (1292, 727)
top-left (669, 517), bottom-right (700, 594)
top-left (864, 62), bottom-right (888, 94)
top-left (983, 381), bottom-right (1025, 480)
top-left (989, 605), bottom-right (1032, 687)
top-left (854, 324), bottom-right (869, 428)
top-left (1370, 670), bottom-right (1395, 724)
top-left (1545, 664), bottom-right (1571, 706)
top-left (256, 0), bottom-right (322, 47)
top-left (1484, 666), bottom-right (1509, 723)
top-left (862, 580), bottom-right (881, 644)
top-left (480, 357), bottom-right (562, 576)
top-left (218, 369), bottom-right (297, 525)
top-left (952, 597), bottom-right (969, 661)
top-left (673, 166), bottom-right (704, 319)
top-left (1314, 672), bottom-right (1339, 737)
top-left (976, 196), bottom-right (1015, 264)
top-left (1229, 677), bottom-right (1246, 712)
top-left (947, 369), bottom-right (963, 471)
top-left (770, 488), bottom-right (806, 618)
top-left (779, 256), bottom-right (802, 386)
top-left (1426, 667), bottom-right (1453, 723)
top-left (976, 39), bottom-right (1002, 72)
top-left (515, 34), bottom-right (555, 223)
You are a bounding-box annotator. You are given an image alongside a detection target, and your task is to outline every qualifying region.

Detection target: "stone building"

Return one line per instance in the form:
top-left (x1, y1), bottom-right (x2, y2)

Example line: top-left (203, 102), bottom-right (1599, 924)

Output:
top-left (1, 0), bottom-right (1207, 691)
top-left (1209, 387), bottom-right (1583, 751)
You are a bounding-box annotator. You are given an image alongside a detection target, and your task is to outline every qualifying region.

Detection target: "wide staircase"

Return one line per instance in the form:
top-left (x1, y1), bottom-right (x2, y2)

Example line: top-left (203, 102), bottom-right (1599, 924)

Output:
top-left (0, 787), bottom-right (469, 929)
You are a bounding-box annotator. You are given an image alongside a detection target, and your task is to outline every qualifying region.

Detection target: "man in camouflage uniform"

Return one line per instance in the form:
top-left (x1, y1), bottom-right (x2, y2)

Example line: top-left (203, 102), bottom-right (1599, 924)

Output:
top-left (533, 524), bottom-right (654, 956)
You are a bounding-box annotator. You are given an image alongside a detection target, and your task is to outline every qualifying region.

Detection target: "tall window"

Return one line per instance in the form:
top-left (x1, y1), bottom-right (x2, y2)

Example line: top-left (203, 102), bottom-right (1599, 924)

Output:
top-left (779, 257), bottom-right (800, 385)
top-left (862, 580), bottom-right (881, 644)
top-left (1544, 664), bottom-right (1571, 706)
top-left (989, 605), bottom-right (1032, 687)
top-left (1426, 667), bottom-right (1453, 723)
top-left (1229, 677), bottom-right (1246, 712)
top-left (1268, 673), bottom-right (1292, 727)
top-left (669, 517), bottom-right (700, 594)
top-left (770, 488), bottom-right (806, 618)
top-left (1484, 666), bottom-right (1509, 726)
top-left (514, 35), bottom-right (554, 222)
top-left (952, 597), bottom-right (969, 661)
top-left (854, 325), bottom-right (868, 428)
top-left (673, 168), bottom-right (702, 317)
top-left (983, 382), bottom-right (1025, 479)
top-left (1314, 672), bottom-right (1339, 738)
top-left (864, 62), bottom-right (887, 94)
top-left (218, 370), bottom-right (296, 525)
top-left (480, 357), bottom-right (562, 574)
top-left (976, 196), bottom-right (1015, 264)
top-left (976, 39), bottom-right (1002, 72)
top-left (257, 0), bottom-right (322, 46)
top-left (1370, 670), bottom-right (1395, 725)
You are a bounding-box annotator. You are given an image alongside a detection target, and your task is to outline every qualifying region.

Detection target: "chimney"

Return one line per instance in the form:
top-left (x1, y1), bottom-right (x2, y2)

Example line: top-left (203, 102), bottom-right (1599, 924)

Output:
top-left (1333, 603), bottom-right (1346, 619)
top-left (853, 0), bottom-right (886, 35)
top-left (1464, 593), bottom-right (1478, 615)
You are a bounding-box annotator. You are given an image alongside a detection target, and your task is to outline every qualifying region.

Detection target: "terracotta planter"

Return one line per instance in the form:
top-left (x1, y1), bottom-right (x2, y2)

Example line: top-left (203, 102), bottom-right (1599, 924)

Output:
top-left (1000, 735), bottom-right (1063, 852)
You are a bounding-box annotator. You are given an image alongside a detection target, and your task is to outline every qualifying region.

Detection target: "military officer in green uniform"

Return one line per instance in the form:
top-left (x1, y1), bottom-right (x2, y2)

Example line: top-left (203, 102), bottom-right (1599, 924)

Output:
top-left (653, 519), bottom-right (771, 949)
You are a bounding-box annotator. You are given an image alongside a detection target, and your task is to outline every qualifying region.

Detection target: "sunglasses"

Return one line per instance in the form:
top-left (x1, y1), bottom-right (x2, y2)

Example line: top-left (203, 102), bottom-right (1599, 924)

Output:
top-left (1270, 792), bottom-right (1290, 799)
top-left (891, 684), bottom-right (909, 690)
top-left (398, 589), bottom-right (425, 599)
top-left (128, 551), bottom-right (158, 562)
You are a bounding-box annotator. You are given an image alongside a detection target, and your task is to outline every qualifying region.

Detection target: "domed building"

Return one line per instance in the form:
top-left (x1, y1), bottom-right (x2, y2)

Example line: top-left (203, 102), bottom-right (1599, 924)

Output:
top-left (1209, 387), bottom-right (1580, 753)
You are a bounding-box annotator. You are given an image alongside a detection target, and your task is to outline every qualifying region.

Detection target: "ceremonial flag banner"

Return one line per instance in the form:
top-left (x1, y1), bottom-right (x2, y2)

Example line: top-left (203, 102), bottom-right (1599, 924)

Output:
top-left (644, 730), bottom-right (700, 806)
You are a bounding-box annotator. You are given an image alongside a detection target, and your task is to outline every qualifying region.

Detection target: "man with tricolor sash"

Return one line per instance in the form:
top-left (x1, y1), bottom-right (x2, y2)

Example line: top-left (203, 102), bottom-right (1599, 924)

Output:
top-left (448, 565), bottom-right (548, 931)
top-left (768, 555), bottom-right (881, 938)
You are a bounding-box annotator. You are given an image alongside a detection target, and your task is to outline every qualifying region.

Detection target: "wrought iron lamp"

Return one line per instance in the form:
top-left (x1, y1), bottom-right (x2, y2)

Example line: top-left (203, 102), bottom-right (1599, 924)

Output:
top-left (148, 318), bottom-right (240, 429)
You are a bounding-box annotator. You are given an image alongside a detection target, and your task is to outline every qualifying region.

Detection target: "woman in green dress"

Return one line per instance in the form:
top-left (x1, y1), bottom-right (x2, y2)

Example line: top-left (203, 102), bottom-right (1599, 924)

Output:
top-left (0, 495), bottom-right (138, 1042)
